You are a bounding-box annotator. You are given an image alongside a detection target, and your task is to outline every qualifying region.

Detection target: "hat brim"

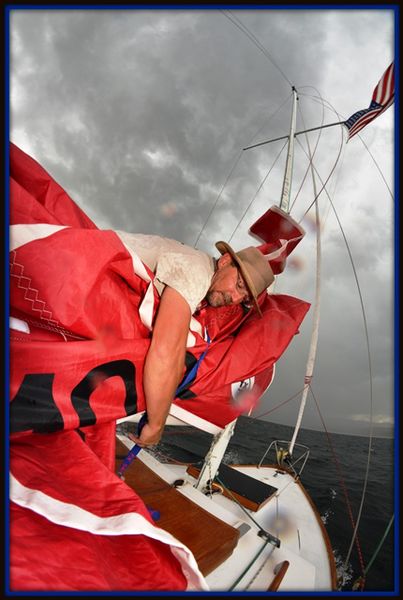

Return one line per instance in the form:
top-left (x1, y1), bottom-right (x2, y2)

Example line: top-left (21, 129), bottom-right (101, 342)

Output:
top-left (215, 240), bottom-right (265, 317)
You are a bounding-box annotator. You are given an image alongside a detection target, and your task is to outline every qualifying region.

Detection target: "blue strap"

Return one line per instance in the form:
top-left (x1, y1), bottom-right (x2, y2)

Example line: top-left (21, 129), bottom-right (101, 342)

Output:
top-left (118, 330), bottom-right (211, 479)
top-left (176, 331), bottom-right (211, 395)
top-left (117, 412), bottom-right (148, 479)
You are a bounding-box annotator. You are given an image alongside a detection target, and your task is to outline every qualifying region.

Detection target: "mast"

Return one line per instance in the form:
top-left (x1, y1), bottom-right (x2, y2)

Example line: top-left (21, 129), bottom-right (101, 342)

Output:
top-left (243, 88), bottom-right (334, 457)
top-left (279, 87), bottom-right (298, 214)
top-left (288, 141), bottom-right (322, 456)
top-left (254, 86), bottom-right (323, 457)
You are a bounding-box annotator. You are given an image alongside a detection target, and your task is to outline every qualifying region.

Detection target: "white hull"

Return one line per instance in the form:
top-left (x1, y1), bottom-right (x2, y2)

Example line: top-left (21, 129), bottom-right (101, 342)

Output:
top-left (117, 433), bottom-right (336, 592)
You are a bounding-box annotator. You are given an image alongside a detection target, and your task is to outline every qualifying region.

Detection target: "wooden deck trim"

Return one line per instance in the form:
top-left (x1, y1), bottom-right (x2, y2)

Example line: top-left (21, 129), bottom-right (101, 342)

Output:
top-left (296, 476), bottom-right (338, 590)
top-left (228, 463), bottom-right (337, 590)
top-left (186, 463), bottom-right (278, 512)
top-left (115, 439), bottom-right (239, 576)
top-left (187, 465), bottom-right (261, 511)
top-left (267, 560), bottom-right (290, 591)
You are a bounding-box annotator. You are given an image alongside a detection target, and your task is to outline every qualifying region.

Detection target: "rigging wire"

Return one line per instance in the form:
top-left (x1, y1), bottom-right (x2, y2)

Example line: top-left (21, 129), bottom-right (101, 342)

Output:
top-left (228, 538), bottom-right (275, 591)
top-left (299, 89), bottom-right (394, 200)
top-left (193, 94), bottom-right (292, 249)
top-left (302, 93), bottom-right (345, 234)
top-left (289, 90), bottom-right (327, 213)
top-left (352, 135), bottom-right (394, 200)
top-left (215, 474), bottom-right (268, 532)
top-left (253, 386), bottom-right (306, 419)
top-left (227, 139), bottom-right (288, 244)
top-left (307, 384), bottom-right (366, 589)
top-left (287, 99), bottom-right (323, 457)
top-left (298, 134), bottom-right (344, 221)
top-left (193, 149), bottom-right (243, 248)
top-left (190, 18), bottom-right (392, 588)
top-left (298, 88), bottom-right (345, 119)
top-left (283, 87), bottom-right (387, 588)
top-left (220, 10), bottom-right (293, 87)
top-left (352, 514), bottom-right (395, 590)
top-left (297, 88), bottom-right (347, 230)
top-left (291, 85), bottom-right (344, 247)
top-left (214, 473), bottom-right (282, 570)
top-left (194, 8), bottom-right (296, 249)
top-left (321, 206), bottom-right (375, 576)
top-left (295, 129), bottom-right (377, 578)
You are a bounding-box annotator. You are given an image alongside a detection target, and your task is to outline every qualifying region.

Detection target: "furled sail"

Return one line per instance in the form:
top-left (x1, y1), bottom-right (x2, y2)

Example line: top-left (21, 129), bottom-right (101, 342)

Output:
top-left (9, 142), bottom-right (309, 590)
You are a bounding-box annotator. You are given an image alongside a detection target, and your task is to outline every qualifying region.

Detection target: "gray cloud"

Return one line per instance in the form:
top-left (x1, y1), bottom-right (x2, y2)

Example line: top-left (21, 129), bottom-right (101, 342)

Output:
top-left (9, 8), bottom-right (395, 436)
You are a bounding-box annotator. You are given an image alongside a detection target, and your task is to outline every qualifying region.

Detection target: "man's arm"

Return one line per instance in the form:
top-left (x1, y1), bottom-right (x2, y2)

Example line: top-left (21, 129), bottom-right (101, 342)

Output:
top-left (129, 286), bottom-right (191, 447)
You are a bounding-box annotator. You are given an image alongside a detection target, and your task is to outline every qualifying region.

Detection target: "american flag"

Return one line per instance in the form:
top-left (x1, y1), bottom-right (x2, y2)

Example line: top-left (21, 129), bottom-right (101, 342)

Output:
top-left (344, 62), bottom-right (394, 140)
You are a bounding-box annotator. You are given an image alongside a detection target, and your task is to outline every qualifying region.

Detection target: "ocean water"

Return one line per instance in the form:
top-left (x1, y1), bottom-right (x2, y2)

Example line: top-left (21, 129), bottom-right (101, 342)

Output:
top-left (140, 416), bottom-right (396, 593)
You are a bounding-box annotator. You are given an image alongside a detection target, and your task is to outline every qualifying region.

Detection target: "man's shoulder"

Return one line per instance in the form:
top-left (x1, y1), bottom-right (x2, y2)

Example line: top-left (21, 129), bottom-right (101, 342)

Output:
top-left (117, 231), bottom-right (210, 257)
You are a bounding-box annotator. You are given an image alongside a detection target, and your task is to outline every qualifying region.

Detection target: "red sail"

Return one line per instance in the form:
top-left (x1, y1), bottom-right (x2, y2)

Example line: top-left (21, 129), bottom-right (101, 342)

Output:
top-left (9, 142), bottom-right (309, 590)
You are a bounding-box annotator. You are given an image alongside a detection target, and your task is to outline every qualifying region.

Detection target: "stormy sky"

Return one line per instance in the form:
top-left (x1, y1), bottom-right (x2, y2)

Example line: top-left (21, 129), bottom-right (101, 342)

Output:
top-left (9, 7), bottom-right (395, 436)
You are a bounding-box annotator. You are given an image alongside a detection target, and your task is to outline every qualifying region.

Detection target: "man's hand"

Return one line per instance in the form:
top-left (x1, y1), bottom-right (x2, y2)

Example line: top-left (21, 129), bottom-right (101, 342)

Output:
top-left (128, 423), bottom-right (164, 448)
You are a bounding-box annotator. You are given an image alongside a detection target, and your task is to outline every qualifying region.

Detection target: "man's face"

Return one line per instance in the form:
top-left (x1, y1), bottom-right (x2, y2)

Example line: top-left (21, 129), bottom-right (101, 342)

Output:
top-left (206, 253), bottom-right (251, 308)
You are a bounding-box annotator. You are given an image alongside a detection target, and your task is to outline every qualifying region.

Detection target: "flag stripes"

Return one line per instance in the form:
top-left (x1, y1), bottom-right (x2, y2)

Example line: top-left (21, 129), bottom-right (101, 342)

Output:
top-left (344, 62), bottom-right (394, 140)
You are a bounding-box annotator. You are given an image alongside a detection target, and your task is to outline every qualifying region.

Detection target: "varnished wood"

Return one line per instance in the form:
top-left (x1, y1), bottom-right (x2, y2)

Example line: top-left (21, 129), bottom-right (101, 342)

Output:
top-left (227, 464), bottom-right (337, 589)
top-left (296, 473), bottom-right (338, 590)
top-left (267, 560), bottom-right (290, 591)
top-left (186, 463), bottom-right (277, 512)
top-left (115, 439), bottom-right (239, 576)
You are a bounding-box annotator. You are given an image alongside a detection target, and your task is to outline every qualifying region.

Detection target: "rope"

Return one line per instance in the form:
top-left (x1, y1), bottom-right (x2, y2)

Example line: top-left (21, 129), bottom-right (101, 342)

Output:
top-left (253, 86), bottom-right (387, 588)
top-left (158, 454), bottom-right (201, 467)
top-left (117, 412), bottom-right (148, 479)
top-left (352, 514), bottom-right (395, 590)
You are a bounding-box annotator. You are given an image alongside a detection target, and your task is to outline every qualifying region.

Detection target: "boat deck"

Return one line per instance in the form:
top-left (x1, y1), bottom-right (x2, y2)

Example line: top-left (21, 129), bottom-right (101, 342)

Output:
top-left (115, 438), bottom-right (239, 575)
top-left (116, 436), bottom-right (337, 591)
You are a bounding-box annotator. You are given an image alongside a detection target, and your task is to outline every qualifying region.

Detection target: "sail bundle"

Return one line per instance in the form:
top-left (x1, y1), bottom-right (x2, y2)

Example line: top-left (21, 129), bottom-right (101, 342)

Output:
top-left (8, 143), bottom-right (310, 591)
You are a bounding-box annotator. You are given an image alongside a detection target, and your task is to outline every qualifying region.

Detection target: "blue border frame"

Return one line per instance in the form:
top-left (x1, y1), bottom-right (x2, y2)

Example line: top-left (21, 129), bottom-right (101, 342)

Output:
top-left (4, 4), bottom-right (10, 596)
top-left (4, 4), bottom-right (400, 597)
top-left (392, 6), bottom-right (400, 595)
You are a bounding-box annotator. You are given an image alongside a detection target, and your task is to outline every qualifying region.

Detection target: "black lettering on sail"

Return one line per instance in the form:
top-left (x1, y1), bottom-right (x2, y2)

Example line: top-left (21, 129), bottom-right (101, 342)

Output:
top-left (11, 360), bottom-right (138, 433)
top-left (10, 373), bottom-right (63, 433)
top-left (71, 360), bottom-right (137, 427)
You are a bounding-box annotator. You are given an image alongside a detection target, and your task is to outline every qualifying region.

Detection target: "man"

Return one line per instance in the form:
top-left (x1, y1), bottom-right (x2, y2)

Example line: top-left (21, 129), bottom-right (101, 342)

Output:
top-left (10, 142), bottom-right (308, 592)
top-left (116, 232), bottom-right (275, 448)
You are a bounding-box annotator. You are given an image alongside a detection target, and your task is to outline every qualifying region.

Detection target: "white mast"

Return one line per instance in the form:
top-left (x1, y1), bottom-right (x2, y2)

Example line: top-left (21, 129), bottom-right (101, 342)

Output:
top-left (256, 86), bottom-right (323, 457)
top-left (289, 142), bottom-right (322, 456)
top-left (279, 87), bottom-right (298, 214)
top-left (244, 90), bottom-right (342, 457)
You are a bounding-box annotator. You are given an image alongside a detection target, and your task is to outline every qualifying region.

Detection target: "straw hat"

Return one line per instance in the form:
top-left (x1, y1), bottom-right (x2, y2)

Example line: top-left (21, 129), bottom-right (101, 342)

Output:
top-left (215, 241), bottom-right (274, 317)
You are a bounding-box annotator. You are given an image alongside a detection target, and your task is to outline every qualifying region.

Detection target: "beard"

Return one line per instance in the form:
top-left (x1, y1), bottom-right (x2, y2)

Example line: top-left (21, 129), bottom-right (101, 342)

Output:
top-left (206, 290), bottom-right (232, 307)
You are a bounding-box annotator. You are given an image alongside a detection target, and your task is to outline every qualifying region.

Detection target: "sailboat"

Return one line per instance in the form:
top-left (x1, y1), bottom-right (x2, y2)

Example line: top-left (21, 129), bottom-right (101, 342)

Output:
top-left (109, 56), bottom-right (394, 589)
top-left (111, 87), bottom-right (338, 593)
top-left (8, 15), bottom-right (394, 592)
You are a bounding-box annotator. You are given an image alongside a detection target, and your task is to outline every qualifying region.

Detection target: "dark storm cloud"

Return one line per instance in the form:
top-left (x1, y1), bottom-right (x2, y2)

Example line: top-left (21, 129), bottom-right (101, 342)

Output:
top-left (10, 8), bottom-right (395, 435)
